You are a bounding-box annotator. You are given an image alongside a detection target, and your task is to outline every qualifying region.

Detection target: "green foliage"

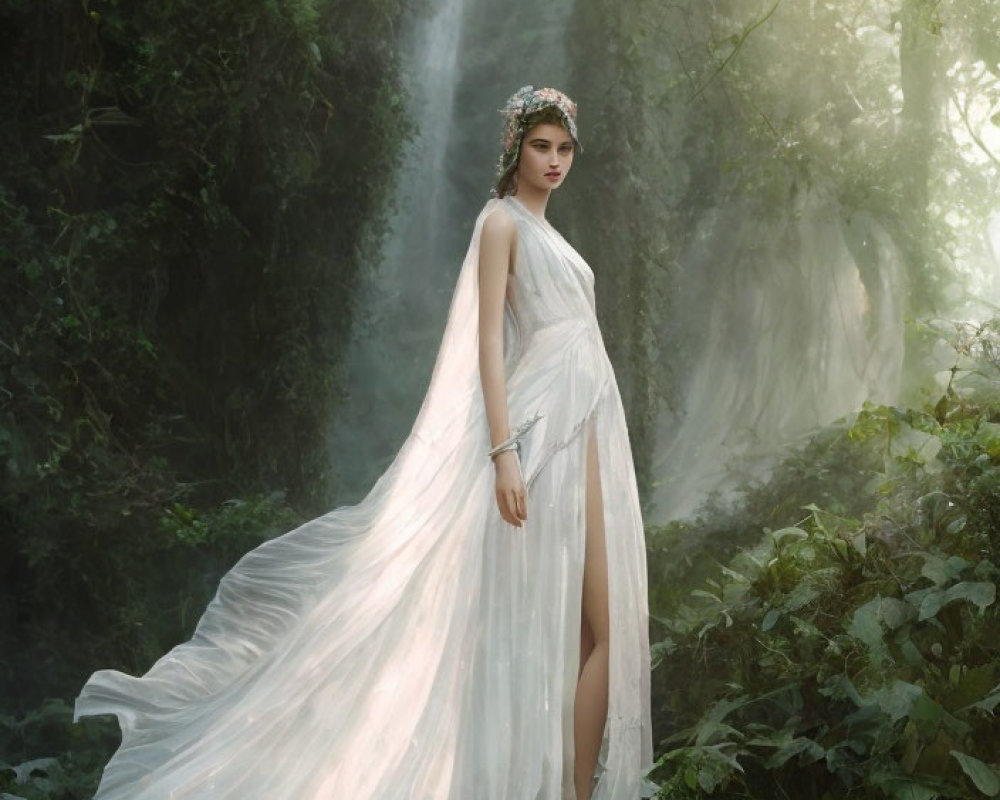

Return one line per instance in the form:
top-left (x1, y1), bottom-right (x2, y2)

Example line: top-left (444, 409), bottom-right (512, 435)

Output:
top-left (0, 492), bottom-right (299, 797)
top-left (2, 492), bottom-right (302, 712)
top-left (0, 700), bottom-right (116, 800)
top-left (648, 320), bottom-right (1000, 798)
top-left (0, 0), bottom-right (410, 712)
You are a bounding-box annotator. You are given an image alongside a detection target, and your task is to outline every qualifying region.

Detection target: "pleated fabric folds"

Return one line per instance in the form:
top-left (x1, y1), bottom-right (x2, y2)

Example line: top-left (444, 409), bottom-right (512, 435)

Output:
top-left (76, 195), bottom-right (653, 799)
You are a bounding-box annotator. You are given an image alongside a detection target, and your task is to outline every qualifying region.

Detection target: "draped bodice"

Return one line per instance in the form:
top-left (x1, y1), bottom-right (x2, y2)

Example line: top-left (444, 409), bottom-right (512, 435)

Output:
top-left (486, 195), bottom-right (616, 487)
top-left (497, 195), bottom-right (600, 372)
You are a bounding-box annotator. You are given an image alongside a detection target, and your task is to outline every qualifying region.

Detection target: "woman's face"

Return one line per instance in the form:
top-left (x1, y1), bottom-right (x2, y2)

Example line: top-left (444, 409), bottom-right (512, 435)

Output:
top-left (514, 122), bottom-right (575, 194)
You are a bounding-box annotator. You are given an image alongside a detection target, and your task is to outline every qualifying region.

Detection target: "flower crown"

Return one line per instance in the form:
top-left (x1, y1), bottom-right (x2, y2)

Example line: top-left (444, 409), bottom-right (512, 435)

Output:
top-left (494, 85), bottom-right (581, 193)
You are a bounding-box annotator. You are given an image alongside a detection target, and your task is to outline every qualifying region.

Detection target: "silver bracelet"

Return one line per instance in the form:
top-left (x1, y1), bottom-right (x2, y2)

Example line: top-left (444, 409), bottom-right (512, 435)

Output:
top-left (487, 411), bottom-right (544, 459)
top-left (488, 439), bottom-right (520, 460)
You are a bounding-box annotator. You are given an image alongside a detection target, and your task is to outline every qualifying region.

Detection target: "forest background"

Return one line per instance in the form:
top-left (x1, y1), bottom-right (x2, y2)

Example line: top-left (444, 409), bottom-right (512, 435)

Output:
top-left (2, 0), bottom-right (1000, 798)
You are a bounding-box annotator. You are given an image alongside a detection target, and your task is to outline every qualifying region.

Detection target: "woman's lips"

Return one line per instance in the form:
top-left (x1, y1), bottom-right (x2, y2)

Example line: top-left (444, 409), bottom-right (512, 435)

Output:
top-left (545, 172), bottom-right (561, 179)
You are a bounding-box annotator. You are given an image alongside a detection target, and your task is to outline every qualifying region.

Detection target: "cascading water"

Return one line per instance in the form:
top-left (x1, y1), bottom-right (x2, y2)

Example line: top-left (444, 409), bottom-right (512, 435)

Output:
top-left (325, 0), bottom-right (462, 502)
top-left (327, 0), bottom-right (576, 502)
top-left (645, 187), bottom-right (906, 522)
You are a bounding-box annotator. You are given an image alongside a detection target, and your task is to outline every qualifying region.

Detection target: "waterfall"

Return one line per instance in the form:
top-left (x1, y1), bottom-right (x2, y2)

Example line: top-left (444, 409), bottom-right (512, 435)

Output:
top-left (327, 0), bottom-right (576, 502)
top-left (645, 187), bottom-right (907, 522)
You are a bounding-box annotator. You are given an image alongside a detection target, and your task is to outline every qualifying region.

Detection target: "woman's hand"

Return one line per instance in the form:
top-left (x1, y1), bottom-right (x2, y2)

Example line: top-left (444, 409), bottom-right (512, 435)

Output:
top-left (493, 450), bottom-right (527, 527)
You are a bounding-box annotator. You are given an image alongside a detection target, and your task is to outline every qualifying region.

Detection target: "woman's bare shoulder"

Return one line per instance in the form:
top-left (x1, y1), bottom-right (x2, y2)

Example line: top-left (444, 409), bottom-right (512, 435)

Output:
top-left (482, 202), bottom-right (517, 241)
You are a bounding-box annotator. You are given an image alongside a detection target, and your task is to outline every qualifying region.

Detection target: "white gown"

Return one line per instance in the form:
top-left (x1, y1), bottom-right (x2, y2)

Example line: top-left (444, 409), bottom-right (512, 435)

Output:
top-left (75, 194), bottom-right (654, 799)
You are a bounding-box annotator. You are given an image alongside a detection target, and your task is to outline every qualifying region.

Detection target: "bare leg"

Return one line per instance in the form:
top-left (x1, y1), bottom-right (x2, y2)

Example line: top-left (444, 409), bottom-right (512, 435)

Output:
top-left (574, 423), bottom-right (609, 800)
top-left (579, 609), bottom-right (594, 679)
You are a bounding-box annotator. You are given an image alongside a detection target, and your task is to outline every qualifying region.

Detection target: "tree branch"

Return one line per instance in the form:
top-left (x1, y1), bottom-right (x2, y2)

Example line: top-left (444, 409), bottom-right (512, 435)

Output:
top-left (950, 91), bottom-right (1000, 169)
top-left (689, 0), bottom-right (783, 102)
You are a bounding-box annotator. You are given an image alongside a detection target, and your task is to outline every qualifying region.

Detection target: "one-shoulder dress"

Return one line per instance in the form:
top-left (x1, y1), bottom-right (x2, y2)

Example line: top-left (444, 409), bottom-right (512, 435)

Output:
top-left (76, 194), bottom-right (654, 800)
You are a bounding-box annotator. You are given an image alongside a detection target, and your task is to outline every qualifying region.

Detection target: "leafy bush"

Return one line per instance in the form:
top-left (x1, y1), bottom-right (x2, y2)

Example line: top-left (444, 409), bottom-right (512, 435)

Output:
top-left (0, 700), bottom-right (116, 800)
top-left (648, 320), bottom-right (1000, 799)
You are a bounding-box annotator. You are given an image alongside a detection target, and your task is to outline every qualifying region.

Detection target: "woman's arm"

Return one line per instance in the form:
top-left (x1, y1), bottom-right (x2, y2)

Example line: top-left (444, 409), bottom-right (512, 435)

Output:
top-left (478, 209), bottom-right (527, 528)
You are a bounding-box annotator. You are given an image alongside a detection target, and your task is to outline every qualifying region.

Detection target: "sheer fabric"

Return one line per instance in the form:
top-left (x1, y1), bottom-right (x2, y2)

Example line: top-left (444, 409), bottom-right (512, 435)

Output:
top-left (75, 195), bottom-right (653, 799)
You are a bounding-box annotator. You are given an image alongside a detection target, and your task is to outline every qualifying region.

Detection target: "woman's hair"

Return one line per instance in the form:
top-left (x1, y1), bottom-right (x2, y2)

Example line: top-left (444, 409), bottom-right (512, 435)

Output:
top-left (495, 106), bottom-right (576, 199)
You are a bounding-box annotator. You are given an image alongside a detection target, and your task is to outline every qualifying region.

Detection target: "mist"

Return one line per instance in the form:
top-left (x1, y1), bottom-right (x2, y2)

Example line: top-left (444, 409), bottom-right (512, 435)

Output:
top-left (328, 0), bottom-right (1000, 523)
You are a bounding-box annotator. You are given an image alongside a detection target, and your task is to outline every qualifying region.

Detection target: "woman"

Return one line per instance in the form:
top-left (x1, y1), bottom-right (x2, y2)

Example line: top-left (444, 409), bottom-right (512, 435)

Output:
top-left (76, 85), bottom-right (654, 800)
